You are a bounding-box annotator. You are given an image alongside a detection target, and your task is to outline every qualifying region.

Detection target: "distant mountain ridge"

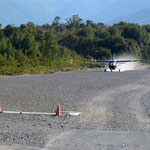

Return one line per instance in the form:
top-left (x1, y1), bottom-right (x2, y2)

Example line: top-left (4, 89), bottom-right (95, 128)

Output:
top-left (1, 0), bottom-right (150, 27)
top-left (92, 0), bottom-right (150, 23)
top-left (0, 0), bottom-right (72, 26)
top-left (111, 7), bottom-right (150, 25)
top-left (55, 0), bottom-right (118, 21)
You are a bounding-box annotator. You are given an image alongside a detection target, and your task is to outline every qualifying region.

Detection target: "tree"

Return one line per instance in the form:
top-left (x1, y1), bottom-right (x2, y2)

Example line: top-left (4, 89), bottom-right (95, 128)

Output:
top-left (4, 25), bottom-right (15, 37)
top-left (6, 41), bottom-right (13, 59)
top-left (52, 16), bottom-right (61, 26)
top-left (20, 24), bottom-right (28, 33)
top-left (109, 26), bottom-right (121, 36)
top-left (27, 22), bottom-right (35, 27)
top-left (77, 26), bottom-right (94, 40)
top-left (0, 30), bottom-right (4, 40)
top-left (122, 26), bottom-right (143, 45)
top-left (96, 28), bottom-right (110, 39)
top-left (142, 46), bottom-right (150, 61)
top-left (59, 33), bottom-right (79, 50)
top-left (15, 51), bottom-right (26, 66)
top-left (36, 29), bottom-right (44, 42)
top-left (66, 15), bottom-right (83, 29)
top-left (94, 47), bottom-right (111, 59)
top-left (22, 34), bottom-right (35, 51)
top-left (41, 39), bottom-right (58, 61)
top-left (0, 38), bottom-right (7, 55)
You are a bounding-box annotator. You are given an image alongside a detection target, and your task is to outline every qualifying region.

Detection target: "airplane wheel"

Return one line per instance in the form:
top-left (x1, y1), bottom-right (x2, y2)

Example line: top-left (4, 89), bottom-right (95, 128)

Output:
top-left (104, 69), bottom-right (106, 72)
top-left (119, 69), bottom-right (120, 72)
top-left (111, 70), bottom-right (112, 72)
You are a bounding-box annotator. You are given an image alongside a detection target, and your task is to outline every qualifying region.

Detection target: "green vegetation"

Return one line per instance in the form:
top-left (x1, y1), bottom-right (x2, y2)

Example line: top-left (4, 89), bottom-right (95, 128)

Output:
top-left (0, 15), bottom-right (150, 75)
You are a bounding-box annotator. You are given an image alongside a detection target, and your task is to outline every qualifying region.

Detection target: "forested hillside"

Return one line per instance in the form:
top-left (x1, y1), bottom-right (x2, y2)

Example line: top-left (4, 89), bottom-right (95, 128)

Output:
top-left (0, 15), bottom-right (150, 75)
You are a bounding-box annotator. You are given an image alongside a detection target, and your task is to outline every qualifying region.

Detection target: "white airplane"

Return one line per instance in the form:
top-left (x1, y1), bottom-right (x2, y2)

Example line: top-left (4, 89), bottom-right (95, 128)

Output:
top-left (83, 54), bottom-right (141, 72)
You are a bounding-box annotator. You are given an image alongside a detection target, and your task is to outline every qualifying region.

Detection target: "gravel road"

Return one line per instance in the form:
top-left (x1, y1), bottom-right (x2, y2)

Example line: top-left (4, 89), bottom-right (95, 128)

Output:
top-left (0, 67), bottom-right (150, 150)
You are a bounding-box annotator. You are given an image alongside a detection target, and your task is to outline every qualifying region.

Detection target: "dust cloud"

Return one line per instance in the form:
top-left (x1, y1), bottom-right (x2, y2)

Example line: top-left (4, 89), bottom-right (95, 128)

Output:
top-left (116, 54), bottom-right (140, 72)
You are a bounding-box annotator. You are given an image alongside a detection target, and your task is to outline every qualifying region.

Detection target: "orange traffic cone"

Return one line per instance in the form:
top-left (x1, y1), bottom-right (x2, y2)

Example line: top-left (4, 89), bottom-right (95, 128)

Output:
top-left (56, 105), bottom-right (60, 116)
top-left (0, 105), bottom-right (2, 113)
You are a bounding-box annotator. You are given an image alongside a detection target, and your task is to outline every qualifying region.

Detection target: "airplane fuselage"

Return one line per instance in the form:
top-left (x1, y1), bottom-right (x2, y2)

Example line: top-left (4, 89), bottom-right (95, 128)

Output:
top-left (108, 60), bottom-right (117, 70)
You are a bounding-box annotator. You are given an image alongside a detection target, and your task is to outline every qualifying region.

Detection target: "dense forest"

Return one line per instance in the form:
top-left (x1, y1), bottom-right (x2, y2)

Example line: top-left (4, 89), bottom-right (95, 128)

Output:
top-left (0, 15), bottom-right (150, 75)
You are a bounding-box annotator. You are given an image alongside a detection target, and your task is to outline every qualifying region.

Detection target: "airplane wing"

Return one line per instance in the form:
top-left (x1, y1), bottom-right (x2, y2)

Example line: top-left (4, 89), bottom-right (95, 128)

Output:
top-left (116, 59), bottom-right (142, 63)
top-left (82, 59), bottom-right (109, 62)
top-left (82, 59), bottom-right (144, 63)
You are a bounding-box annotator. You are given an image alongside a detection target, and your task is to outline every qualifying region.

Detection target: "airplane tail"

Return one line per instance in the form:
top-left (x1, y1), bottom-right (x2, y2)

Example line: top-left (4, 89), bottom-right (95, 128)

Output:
top-left (112, 53), bottom-right (115, 61)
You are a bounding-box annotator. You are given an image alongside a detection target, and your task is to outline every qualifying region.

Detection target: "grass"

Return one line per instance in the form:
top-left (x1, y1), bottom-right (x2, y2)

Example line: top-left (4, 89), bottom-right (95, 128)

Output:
top-left (0, 64), bottom-right (101, 76)
top-left (0, 59), bottom-right (103, 76)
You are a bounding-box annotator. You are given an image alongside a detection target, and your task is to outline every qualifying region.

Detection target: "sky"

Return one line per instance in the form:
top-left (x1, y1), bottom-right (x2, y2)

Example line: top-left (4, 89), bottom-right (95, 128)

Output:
top-left (0, 0), bottom-right (150, 27)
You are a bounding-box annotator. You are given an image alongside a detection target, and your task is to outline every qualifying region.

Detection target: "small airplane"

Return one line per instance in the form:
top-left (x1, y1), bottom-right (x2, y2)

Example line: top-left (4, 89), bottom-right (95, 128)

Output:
top-left (83, 54), bottom-right (142, 72)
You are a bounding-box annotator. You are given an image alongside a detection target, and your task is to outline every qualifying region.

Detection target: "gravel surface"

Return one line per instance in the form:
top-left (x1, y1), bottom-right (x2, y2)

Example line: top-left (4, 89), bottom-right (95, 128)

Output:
top-left (0, 67), bottom-right (150, 150)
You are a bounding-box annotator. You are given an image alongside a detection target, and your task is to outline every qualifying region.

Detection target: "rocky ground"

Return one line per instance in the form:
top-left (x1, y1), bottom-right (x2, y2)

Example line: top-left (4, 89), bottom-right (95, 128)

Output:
top-left (0, 66), bottom-right (150, 150)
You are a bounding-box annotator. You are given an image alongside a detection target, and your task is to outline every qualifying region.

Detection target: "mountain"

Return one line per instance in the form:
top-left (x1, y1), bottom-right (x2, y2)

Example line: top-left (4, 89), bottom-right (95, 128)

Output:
top-left (92, 0), bottom-right (150, 23)
top-left (111, 7), bottom-right (150, 25)
top-left (1, 0), bottom-right (150, 27)
top-left (0, 0), bottom-right (72, 27)
top-left (0, 0), bottom-right (118, 27)
top-left (55, 0), bottom-right (118, 21)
